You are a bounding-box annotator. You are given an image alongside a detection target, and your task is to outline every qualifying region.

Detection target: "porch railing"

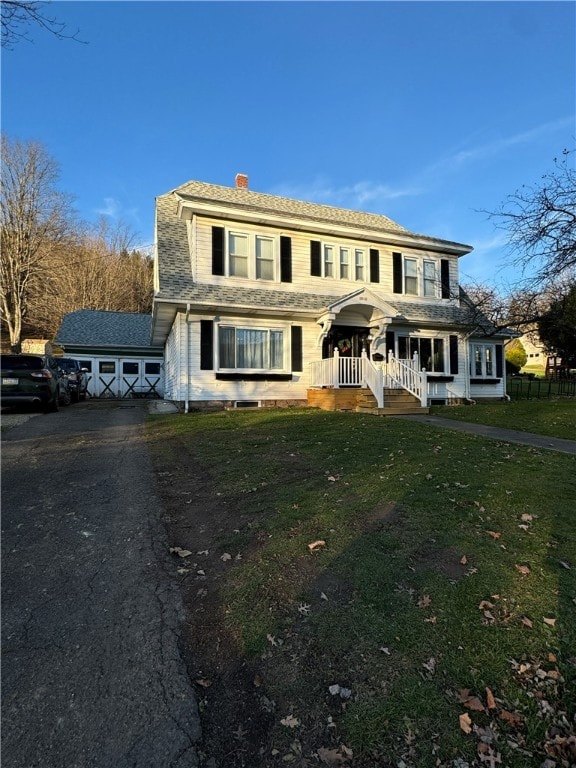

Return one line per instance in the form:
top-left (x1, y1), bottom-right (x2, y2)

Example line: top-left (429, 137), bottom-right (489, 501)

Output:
top-left (309, 350), bottom-right (427, 409)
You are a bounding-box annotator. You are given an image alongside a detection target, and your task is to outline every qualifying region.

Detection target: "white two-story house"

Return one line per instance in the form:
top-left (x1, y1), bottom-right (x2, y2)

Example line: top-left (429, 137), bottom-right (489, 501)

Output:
top-left (151, 174), bottom-right (510, 412)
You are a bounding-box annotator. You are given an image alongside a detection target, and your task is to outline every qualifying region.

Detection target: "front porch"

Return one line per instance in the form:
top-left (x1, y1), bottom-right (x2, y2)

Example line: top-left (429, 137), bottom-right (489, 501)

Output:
top-left (308, 352), bottom-right (430, 415)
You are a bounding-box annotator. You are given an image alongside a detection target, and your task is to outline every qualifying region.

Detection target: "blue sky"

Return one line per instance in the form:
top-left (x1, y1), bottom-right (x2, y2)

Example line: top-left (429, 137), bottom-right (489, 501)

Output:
top-left (2, 1), bottom-right (574, 288)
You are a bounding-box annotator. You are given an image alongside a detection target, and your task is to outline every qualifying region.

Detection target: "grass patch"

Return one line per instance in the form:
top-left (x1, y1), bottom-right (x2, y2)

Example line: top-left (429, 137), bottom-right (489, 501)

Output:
top-left (431, 398), bottom-right (576, 440)
top-left (147, 407), bottom-right (576, 767)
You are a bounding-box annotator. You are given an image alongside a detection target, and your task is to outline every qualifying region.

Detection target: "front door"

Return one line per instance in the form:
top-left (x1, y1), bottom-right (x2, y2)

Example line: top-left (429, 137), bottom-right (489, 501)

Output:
top-left (322, 326), bottom-right (371, 359)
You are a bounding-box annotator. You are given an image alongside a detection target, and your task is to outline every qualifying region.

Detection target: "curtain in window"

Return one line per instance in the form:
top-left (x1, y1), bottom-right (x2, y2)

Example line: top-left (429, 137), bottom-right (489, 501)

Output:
top-left (237, 329), bottom-right (266, 368)
top-left (219, 327), bottom-right (236, 367)
top-left (270, 331), bottom-right (283, 369)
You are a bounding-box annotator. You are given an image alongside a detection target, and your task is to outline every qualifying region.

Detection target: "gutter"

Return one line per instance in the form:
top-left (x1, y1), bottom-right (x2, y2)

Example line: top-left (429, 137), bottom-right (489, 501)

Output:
top-left (184, 303), bottom-right (191, 413)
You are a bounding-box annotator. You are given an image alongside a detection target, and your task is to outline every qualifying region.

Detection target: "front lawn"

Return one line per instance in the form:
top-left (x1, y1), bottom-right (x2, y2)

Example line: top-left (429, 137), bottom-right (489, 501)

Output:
top-left (432, 399), bottom-right (576, 440)
top-left (147, 408), bottom-right (576, 768)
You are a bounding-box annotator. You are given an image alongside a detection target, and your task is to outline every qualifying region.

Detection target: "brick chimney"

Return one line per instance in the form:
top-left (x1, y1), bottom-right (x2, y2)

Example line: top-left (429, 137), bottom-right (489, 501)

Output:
top-left (235, 173), bottom-right (248, 189)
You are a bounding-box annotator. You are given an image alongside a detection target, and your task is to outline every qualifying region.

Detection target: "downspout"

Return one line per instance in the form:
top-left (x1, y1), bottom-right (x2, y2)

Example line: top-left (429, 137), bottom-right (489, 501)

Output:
top-left (184, 303), bottom-right (191, 413)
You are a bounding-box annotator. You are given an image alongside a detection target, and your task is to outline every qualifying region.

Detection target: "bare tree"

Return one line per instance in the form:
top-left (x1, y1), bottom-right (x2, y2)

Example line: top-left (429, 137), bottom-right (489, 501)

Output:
top-left (486, 150), bottom-right (576, 287)
top-left (1, 0), bottom-right (83, 48)
top-left (0, 135), bottom-right (74, 351)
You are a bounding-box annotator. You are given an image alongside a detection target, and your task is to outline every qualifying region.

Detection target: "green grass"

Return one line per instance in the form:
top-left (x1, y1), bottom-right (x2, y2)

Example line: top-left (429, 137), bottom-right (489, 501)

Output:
top-left (147, 407), bottom-right (576, 767)
top-left (431, 398), bottom-right (576, 440)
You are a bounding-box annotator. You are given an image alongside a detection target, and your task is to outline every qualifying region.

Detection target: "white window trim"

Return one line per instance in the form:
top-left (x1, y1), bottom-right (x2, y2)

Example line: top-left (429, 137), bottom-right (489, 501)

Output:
top-left (215, 320), bottom-right (289, 373)
top-left (226, 228), bottom-right (279, 282)
top-left (403, 256), bottom-right (440, 298)
top-left (471, 342), bottom-right (497, 378)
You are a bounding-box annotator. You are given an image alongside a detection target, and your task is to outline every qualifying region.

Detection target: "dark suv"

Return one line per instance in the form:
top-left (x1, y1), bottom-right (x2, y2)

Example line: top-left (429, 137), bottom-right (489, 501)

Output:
top-left (57, 358), bottom-right (88, 402)
top-left (1, 354), bottom-right (71, 412)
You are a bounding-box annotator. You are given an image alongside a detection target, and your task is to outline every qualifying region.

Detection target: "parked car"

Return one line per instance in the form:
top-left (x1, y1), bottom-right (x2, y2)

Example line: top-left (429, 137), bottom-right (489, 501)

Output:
top-left (1, 354), bottom-right (71, 412)
top-left (56, 357), bottom-right (89, 402)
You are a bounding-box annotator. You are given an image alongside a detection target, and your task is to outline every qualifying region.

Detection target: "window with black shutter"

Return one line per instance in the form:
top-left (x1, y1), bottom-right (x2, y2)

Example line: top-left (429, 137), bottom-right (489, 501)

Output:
top-left (310, 240), bottom-right (321, 276)
top-left (280, 236), bottom-right (292, 283)
top-left (393, 252), bottom-right (402, 293)
top-left (200, 320), bottom-right (214, 370)
top-left (369, 249), bottom-right (380, 283)
top-left (291, 326), bottom-right (303, 372)
top-left (449, 335), bottom-right (459, 374)
top-left (495, 345), bottom-right (503, 378)
top-left (212, 227), bottom-right (225, 276)
top-left (441, 259), bottom-right (450, 299)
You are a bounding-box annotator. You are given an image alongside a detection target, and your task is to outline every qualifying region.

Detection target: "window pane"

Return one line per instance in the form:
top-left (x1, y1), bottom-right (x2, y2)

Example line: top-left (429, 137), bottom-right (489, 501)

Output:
top-left (237, 329), bottom-right (266, 368)
top-left (423, 261), bottom-right (436, 296)
top-left (99, 361), bottom-right (115, 374)
top-left (340, 248), bottom-right (349, 279)
top-left (355, 249), bottom-right (365, 280)
top-left (433, 339), bottom-right (444, 372)
top-left (398, 337), bottom-right (408, 359)
top-left (270, 331), bottom-right (284, 369)
top-left (229, 233), bottom-right (248, 277)
top-left (485, 347), bottom-right (493, 376)
top-left (474, 347), bottom-right (482, 376)
top-left (420, 338), bottom-right (432, 369)
top-left (123, 362), bottom-right (139, 375)
top-left (219, 327), bottom-right (236, 367)
top-left (256, 237), bottom-right (274, 280)
top-left (405, 259), bottom-right (417, 295)
top-left (145, 362), bottom-right (161, 375)
top-left (324, 245), bottom-right (334, 277)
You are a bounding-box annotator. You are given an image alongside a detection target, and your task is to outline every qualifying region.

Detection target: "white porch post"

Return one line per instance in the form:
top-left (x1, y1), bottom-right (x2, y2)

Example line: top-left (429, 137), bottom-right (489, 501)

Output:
top-left (332, 348), bottom-right (340, 388)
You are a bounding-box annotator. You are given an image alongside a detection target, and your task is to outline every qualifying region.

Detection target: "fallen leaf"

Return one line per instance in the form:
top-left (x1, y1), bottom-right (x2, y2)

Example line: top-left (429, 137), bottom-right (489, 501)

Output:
top-left (487, 531), bottom-right (501, 540)
top-left (424, 616), bottom-right (437, 623)
top-left (280, 714), bottom-right (300, 728)
top-left (253, 673), bottom-right (263, 687)
top-left (486, 687), bottom-right (496, 709)
top-left (499, 709), bottom-right (523, 727)
top-left (195, 678), bottom-right (212, 688)
top-left (317, 746), bottom-right (351, 764)
top-left (479, 600), bottom-right (495, 610)
top-left (422, 656), bottom-right (437, 674)
top-left (520, 513), bottom-right (534, 522)
top-left (418, 594), bottom-right (432, 608)
top-left (460, 555), bottom-right (468, 565)
top-left (515, 563), bottom-right (531, 576)
top-left (559, 560), bottom-right (572, 569)
top-left (463, 696), bottom-right (485, 712)
top-left (543, 616), bottom-right (557, 627)
top-left (169, 546), bottom-right (193, 558)
top-left (459, 712), bottom-right (473, 734)
top-left (308, 540), bottom-right (326, 552)
top-left (320, 592), bottom-right (329, 601)
top-left (521, 616), bottom-right (533, 629)
top-left (220, 552), bottom-right (232, 561)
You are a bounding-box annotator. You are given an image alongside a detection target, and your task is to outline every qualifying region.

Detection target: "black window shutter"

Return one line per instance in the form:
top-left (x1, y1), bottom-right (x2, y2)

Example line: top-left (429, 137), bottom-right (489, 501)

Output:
top-left (441, 259), bottom-right (450, 298)
top-left (449, 335), bottom-right (459, 374)
top-left (212, 226), bottom-right (225, 276)
top-left (369, 249), bottom-right (380, 283)
top-left (291, 326), bottom-right (303, 372)
top-left (385, 331), bottom-right (395, 359)
top-left (393, 252), bottom-right (402, 293)
top-left (310, 240), bottom-right (321, 276)
top-left (200, 320), bottom-right (214, 370)
top-left (280, 236), bottom-right (292, 283)
top-left (495, 345), bottom-right (503, 378)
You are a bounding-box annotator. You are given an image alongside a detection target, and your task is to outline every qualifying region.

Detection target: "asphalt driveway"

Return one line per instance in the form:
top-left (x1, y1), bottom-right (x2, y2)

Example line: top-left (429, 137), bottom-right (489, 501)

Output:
top-left (1, 401), bottom-right (200, 768)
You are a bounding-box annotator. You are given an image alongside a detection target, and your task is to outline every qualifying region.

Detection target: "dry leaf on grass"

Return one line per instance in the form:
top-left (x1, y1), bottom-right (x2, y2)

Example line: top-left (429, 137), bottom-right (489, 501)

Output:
top-left (195, 678), bottom-right (212, 688)
top-left (499, 709), bottom-right (523, 727)
top-left (463, 696), bottom-right (485, 712)
top-left (543, 616), bottom-right (557, 626)
top-left (459, 712), bottom-right (473, 734)
top-left (486, 531), bottom-right (501, 540)
top-left (486, 687), bottom-right (496, 709)
top-left (460, 555), bottom-right (468, 565)
top-left (515, 563), bottom-right (531, 576)
top-left (169, 546), bottom-right (193, 558)
top-left (317, 745), bottom-right (353, 764)
top-left (280, 714), bottom-right (300, 728)
top-left (521, 616), bottom-right (533, 629)
top-left (220, 552), bottom-right (232, 561)
top-left (308, 540), bottom-right (326, 552)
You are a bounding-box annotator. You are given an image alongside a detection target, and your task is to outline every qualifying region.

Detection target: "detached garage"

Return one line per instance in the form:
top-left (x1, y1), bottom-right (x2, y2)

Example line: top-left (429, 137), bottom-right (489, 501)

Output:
top-left (56, 310), bottom-right (164, 399)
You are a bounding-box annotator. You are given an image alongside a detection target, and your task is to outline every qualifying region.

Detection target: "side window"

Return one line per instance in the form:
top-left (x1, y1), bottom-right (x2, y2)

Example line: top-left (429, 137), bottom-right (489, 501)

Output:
top-left (122, 362), bottom-right (139, 375)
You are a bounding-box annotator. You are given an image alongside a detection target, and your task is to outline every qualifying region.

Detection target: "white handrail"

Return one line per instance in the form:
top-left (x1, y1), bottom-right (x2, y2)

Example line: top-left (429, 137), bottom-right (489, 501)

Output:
top-left (384, 352), bottom-right (427, 407)
top-left (362, 354), bottom-right (384, 408)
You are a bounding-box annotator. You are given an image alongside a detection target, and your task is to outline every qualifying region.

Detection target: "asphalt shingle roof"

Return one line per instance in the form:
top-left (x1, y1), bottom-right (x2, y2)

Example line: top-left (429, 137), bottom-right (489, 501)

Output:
top-left (57, 310), bottom-right (157, 348)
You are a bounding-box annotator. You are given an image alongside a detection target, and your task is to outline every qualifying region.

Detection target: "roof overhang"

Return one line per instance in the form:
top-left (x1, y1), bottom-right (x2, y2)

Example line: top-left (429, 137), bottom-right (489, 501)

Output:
top-left (174, 195), bottom-right (473, 257)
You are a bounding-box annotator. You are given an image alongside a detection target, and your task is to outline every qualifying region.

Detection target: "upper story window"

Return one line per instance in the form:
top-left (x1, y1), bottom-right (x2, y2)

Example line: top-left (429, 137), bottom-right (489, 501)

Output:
top-left (311, 240), bottom-right (374, 283)
top-left (228, 231), bottom-right (275, 280)
top-left (393, 252), bottom-right (451, 299)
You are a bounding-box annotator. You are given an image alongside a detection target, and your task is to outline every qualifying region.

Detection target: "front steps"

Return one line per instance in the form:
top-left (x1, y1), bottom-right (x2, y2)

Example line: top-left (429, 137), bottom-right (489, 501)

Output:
top-left (307, 387), bottom-right (429, 415)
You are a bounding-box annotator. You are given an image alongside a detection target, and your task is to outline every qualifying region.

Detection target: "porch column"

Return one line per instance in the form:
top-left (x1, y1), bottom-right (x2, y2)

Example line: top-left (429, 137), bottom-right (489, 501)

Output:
top-left (332, 348), bottom-right (340, 388)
